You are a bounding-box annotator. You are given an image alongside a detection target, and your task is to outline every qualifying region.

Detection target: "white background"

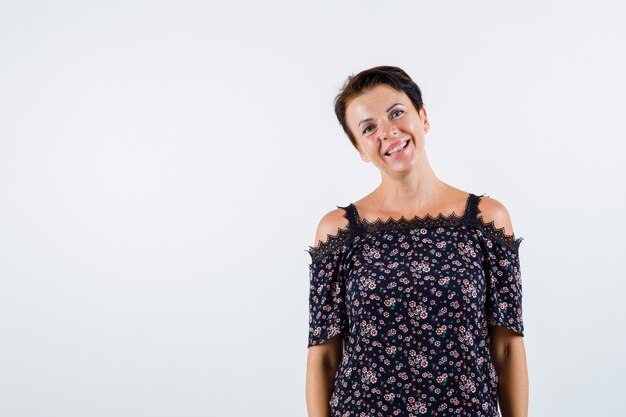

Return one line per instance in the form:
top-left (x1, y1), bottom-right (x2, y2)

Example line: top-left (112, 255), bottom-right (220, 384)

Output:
top-left (1, 1), bottom-right (625, 416)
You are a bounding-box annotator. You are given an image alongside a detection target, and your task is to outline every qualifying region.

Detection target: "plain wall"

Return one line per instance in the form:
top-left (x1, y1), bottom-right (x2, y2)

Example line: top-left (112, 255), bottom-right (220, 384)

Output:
top-left (1, 0), bottom-right (625, 416)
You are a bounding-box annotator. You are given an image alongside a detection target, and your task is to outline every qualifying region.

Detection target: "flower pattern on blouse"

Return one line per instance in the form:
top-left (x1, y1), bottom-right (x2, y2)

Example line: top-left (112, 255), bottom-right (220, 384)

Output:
top-left (306, 193), bottom-right (524, 417)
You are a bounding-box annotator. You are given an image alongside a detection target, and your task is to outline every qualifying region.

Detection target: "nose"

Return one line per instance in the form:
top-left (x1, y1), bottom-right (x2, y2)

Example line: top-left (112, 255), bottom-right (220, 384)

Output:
top-left (378, 118), bottom-right (399, 140)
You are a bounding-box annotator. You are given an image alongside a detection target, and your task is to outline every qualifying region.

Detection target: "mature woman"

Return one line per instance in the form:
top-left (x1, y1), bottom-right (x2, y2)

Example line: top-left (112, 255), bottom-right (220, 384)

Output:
top-left (305, 66), bottom-right (528, 417)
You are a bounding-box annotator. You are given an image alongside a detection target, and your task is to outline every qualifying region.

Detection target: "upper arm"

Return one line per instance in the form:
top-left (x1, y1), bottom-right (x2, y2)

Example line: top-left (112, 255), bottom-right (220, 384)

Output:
top-left (479, 197), bottom-right (523, 338)
top-left (307, 333), bottom-right (343, 373)
top-left (488, 322), bottom-right (524, 361)
top-left (307, 207), bottom-right (350, 364)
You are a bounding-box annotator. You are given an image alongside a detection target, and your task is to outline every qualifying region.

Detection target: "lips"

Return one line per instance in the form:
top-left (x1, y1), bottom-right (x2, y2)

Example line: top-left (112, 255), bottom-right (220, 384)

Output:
top-left (384, 139), bottom-right (410, 156)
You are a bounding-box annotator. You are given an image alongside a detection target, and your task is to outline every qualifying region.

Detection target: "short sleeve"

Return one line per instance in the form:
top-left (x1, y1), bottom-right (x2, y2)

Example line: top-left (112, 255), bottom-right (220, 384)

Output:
top-left (307, 244), bottom-right (349, 348)
top-left (481, 235), bottom-right (525, 336)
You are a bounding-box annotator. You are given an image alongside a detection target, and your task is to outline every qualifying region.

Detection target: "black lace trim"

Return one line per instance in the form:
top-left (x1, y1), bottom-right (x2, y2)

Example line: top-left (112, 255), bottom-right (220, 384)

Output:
top-left (305, 194), bottom-right (524, 261)
top-left (476, 215), bottom-right (524, 252)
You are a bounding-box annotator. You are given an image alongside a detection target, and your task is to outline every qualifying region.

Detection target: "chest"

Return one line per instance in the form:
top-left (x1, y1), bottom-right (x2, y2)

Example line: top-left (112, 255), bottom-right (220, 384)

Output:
top-left (343, 226), bottom-right (488, 317)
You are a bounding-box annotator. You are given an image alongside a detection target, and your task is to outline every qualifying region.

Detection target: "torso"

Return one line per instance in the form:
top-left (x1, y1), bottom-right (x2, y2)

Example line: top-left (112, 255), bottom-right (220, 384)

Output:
top-left (307, 190), bottom-right (524, 416)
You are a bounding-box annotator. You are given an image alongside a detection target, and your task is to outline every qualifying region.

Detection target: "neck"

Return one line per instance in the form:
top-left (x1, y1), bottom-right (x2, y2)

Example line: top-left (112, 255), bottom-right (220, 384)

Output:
top-left (372, 154), bottom-right (449, 212)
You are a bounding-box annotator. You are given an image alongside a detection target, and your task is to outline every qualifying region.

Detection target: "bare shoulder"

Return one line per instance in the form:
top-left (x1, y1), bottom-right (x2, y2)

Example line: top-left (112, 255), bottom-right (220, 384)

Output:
top-left (312, 207), bottom-right (350, 248)
top-left (477, 196), bottom-right (516, 237)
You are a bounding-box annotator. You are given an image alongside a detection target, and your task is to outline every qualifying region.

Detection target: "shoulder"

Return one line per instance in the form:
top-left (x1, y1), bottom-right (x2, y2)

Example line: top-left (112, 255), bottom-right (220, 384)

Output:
top-left (477, 195), bottom-right (516, 238)
top-left (312, 207), bottom-right (350, 249)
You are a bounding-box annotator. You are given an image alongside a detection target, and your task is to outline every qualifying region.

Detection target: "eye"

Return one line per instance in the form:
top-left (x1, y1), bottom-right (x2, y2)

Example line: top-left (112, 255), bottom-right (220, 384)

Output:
top-left (391, 109), bottom-right (405, 118)
top-left (363, 125), bottom-right (374, 134)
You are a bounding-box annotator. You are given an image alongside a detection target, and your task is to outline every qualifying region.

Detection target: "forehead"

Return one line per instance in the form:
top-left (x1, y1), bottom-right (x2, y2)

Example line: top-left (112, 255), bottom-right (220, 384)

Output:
top-left (345, 84), bottom-right (411, 126)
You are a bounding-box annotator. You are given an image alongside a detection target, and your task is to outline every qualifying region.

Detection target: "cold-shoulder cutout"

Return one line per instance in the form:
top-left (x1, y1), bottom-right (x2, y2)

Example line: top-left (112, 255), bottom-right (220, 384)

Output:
top-left (313, 208), bottom-right (350, 247)
top-left (306, 207), bottom-right (352, 263)
top-left (476, 195), bottom-right (523, 251)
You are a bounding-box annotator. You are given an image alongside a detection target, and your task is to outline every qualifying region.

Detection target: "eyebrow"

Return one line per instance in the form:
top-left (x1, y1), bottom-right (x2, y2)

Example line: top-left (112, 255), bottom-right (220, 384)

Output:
top-left (358, 102), bottom-right (404, 127)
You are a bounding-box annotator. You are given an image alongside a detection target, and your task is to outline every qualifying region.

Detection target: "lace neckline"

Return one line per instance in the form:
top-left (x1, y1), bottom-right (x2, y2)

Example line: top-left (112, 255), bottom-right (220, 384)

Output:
top-left (349, 192), bottom-right (473, 232)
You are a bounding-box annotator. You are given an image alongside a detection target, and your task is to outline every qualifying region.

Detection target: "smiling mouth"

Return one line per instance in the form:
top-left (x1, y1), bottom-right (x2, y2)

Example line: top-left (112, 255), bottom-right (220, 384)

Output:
top-left (385, 140), bottom-right (410, 156)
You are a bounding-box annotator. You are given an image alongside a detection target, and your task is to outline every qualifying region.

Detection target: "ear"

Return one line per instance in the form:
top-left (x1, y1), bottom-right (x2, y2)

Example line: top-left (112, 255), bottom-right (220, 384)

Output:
top-left (420, 107), bottom-right (430, 133)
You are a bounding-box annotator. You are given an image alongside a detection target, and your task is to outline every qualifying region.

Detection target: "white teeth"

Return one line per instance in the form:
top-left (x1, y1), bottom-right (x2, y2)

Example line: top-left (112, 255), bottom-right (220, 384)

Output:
top-left (386, 140), bottom-right (408, 155)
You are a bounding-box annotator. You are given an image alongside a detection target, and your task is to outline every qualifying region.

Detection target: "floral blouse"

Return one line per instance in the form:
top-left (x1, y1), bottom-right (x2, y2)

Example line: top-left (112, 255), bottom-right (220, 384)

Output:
top-left (306, 193), bottom-right (524, 417)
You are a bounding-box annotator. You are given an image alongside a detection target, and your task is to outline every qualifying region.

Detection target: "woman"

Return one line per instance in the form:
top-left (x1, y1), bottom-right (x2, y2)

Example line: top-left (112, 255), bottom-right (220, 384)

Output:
top-left (305, 66), bottom-right (528, 417)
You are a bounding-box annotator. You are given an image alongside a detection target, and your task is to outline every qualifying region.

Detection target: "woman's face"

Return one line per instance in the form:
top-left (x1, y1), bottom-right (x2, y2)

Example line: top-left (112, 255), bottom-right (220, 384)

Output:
top-left (345, 84), bottom-right (430, 174)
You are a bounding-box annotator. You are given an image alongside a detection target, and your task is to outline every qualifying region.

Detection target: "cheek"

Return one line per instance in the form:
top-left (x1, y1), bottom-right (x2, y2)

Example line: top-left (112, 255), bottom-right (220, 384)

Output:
top-left (407, 119), bottom-right (420, 131)
top-left (396, 117), bottom-right (412, 131)
top-left (363, 136), bottom-right (378, 149)
top-left (401, 118), bottom-right (425, 136)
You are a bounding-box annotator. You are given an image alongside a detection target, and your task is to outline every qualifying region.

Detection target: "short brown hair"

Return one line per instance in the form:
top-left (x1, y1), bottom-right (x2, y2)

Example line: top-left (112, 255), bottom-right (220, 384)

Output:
top-left (334, 65), bottom-right (425, 149)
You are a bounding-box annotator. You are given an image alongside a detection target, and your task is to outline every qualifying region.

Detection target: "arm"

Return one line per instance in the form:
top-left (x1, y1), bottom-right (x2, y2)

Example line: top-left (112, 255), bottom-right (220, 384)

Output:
top-left (306, 334), bottom-right (343, 417)
top-left (489, 325), bottom-right (529, 417)
top-left (305, 209), bottom-right (349, 417)
top-left (480, 196), bottom-right (529, 417)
